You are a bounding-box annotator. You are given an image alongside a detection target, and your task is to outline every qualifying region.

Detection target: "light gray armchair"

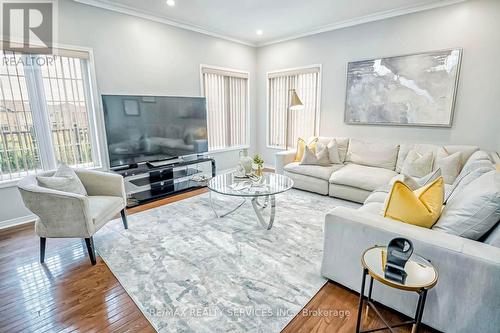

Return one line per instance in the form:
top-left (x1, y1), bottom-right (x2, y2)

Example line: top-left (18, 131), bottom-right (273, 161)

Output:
top-left (18, 169), bottom-right (128, 265)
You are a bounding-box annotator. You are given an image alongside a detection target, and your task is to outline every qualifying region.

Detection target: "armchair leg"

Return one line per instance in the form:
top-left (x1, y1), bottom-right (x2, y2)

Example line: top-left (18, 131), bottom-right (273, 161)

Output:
top-left (40, 237), bottom-right (46, 263)
top-left (84, 237), bottom-right (97, 265)
top-left (120, 209), bottom-right (128, 229)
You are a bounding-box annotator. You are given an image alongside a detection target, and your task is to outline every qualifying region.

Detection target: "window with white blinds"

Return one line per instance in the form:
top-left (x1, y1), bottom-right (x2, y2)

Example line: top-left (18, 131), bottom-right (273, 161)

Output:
top-left (267, 66), bottom-right (321, 149)
top-left (201, 66), bottom-right (249, 150)
top-left (0, 48), bottom-right (99, 182)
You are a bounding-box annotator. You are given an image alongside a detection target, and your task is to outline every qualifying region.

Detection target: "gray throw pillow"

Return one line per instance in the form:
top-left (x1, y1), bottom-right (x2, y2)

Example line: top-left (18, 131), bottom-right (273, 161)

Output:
top-left (37, 164), bottom-right (88, 196)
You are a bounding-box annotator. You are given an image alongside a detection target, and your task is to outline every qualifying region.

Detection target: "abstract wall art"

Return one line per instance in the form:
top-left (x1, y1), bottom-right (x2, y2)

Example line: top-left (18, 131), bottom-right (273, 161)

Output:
top-left (344, 49), bottom-right (462, 127)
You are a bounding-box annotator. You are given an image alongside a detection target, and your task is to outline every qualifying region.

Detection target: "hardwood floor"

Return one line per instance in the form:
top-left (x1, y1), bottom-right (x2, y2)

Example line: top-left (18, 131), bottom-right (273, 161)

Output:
top-left (0, 188), bottom-right (435, 333)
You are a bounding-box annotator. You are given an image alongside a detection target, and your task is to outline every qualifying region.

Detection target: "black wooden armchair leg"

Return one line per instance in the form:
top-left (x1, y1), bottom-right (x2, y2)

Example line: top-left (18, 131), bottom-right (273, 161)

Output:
top-left (40, 237), bottom-right (46, 263)
top-left (84, 237), bottom-right (97, 265)
top-left (120, 209), bottom-right (128, 229)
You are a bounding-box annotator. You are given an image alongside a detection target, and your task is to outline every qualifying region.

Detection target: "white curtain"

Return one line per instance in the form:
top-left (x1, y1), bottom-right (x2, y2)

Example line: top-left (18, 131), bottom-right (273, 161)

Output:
top-left (267, 67), bottom-right (320, 149)
top-left (203, 68), bottom-right (248, 150)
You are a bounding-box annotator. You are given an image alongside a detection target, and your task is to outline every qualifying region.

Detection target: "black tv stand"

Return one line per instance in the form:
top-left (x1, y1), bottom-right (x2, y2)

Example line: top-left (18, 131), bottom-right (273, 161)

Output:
top-left (113, 156), bottom-right (216, 208)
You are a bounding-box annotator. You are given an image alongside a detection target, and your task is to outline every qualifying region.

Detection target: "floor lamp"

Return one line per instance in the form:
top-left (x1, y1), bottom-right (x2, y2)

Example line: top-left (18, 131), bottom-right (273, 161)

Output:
top-left (285, 89), bottom-right (304, 148)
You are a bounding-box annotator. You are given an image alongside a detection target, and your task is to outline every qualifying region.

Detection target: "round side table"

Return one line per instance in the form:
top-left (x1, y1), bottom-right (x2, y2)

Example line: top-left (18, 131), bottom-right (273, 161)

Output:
top-left (355, 246), bottom-right (438, 333)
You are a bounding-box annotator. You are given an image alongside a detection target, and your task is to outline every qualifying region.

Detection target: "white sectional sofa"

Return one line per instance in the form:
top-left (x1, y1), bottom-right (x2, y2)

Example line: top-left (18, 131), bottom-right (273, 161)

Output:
top-left (275, 137), bottom-right (500, 333)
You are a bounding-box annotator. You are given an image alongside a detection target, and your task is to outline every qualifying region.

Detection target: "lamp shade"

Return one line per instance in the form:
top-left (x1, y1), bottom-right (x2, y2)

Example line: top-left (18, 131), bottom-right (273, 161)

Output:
top-left (289, 89), bottom-right (304, 111)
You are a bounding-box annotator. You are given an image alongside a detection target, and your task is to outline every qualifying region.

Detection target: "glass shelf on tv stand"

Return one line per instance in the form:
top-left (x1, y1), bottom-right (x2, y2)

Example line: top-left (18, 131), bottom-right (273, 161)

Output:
top-left (117, 156), bottom-right (216, 207)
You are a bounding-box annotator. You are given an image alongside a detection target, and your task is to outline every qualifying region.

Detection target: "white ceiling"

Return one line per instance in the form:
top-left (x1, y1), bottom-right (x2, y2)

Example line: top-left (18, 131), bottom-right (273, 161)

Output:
top-left (75, 0), bottom-right (465, 46)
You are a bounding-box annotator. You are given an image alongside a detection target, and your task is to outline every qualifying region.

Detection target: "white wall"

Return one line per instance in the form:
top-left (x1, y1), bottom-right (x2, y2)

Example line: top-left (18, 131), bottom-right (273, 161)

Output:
top-left (256, 0), bottom-right (500, 164)
top-left (0, 0), bottom-right (257, 226)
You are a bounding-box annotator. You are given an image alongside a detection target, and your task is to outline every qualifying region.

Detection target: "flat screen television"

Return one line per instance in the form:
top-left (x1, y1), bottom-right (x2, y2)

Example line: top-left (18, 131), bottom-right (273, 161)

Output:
top-left (102, 95), bottom-right (208, 168)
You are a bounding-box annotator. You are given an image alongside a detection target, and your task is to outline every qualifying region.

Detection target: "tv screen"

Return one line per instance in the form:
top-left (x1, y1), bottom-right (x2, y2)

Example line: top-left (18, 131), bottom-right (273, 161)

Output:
top-left (102, 95), bottom-right (208, 168)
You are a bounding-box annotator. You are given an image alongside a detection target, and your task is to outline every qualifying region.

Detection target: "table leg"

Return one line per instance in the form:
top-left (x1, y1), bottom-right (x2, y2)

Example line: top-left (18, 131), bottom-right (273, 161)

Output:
top-left (251, 194), bottom-right (276, 230)
top-left (356, 268), bottom-right (368, 333)
top-left (366, 276), bottom-right (374, 316)
top-left (411, 289), bottom-right (428, 333)
top-left (209, 190), bottom-right (245, 218)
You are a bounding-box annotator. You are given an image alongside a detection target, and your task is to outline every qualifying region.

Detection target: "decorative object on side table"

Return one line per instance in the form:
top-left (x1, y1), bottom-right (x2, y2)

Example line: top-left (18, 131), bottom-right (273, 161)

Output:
top-left (356, 243), bottom-right (438, 333)
top-left (384, 237), bottom-right (413, 284)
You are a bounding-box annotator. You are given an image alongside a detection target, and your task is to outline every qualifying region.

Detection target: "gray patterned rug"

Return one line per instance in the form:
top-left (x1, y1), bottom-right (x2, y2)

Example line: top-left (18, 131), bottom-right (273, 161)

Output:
top-left (94, 189), bottom-right (359, 333)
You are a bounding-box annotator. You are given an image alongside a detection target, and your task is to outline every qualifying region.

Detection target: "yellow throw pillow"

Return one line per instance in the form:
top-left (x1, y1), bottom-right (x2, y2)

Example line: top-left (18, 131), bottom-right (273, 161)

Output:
top-left (383, 177), bottom-right (444, 228)
top-left (295, 137), bottom-right (318, 162)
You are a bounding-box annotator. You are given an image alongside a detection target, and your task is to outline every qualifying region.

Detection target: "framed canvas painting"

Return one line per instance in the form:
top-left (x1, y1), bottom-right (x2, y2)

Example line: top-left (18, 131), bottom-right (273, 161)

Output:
top-left (344, 48), bottom-right (462, 127)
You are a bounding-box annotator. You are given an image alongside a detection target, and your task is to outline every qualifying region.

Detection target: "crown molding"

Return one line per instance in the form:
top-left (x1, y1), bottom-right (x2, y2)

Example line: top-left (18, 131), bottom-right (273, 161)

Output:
top-left (74, 0), bottom-right (466, 48)
top-left (73, 0), bottom-right (257, 47)
top-left (257, 0), bottom-right (467, 47)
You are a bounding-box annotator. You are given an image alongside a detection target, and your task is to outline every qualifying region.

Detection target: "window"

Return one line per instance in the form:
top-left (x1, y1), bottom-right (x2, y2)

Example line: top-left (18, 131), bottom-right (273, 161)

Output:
top-left (201, 66), bottom-right (249, 150)
top-left (0, 48), bottom-right (99, 182)
top-left (267, 65), bottom-right (321, 149)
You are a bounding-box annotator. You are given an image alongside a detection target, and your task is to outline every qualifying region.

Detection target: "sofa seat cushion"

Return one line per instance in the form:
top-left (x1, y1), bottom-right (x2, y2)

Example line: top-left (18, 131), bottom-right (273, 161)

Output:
top-left (329, 164), bottom-right (398, 191)
top-left (364, 191), bottom-right (388, 205)
top-left (89, 196), bottom-right (124, 227)
top-left (284, 162), bottom-right (343, 180)
top-left (358, 202), bottom-right (384, 214)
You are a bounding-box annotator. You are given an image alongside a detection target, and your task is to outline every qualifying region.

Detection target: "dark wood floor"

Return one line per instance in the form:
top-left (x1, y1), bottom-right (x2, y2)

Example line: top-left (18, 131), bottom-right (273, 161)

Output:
top-left (0, 188), bottom-right (434, 333)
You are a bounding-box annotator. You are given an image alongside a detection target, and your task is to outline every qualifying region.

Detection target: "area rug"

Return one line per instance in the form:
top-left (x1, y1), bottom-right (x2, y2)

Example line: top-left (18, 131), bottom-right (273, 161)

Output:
top-left (94, 189), bottom-right (359, 333)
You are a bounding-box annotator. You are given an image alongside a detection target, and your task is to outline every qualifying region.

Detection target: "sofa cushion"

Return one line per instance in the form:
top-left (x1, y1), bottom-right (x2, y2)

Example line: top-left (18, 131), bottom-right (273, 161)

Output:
top-left (346, 139), bottom-right (399, 170)
top-left (445, 161), bottom-right (494, 203)
top-left (37, 164), bottom-right (87, 196)
top-left (435, 150), bottom-right (462, 184)
top-left (401, 150), bottom-right (434, 177)
top-left (433, 171), bottom-right (500, 240)
top-left (364, 191), bottom-right (388, 205)
top-left (329, 164), bottom-right (398, 191)
top-left (383, 177), bottom-right (444, 229)
top-left (284, 171), bottom-right (330, 195)
top-left (396, 143), bottom-right (441, 172)
top-left (358, 202), bottom-right (384, 214)
top-left (284, 162), bottom-right (342, 180)
top-left (483, 222), bottom-right (500, 248)
top-left (317, 137), bottom-right (349, 162)
top-left (437, 145), bottom-right (480, 169)
top-left (300, 144), bottom-right (330, 166)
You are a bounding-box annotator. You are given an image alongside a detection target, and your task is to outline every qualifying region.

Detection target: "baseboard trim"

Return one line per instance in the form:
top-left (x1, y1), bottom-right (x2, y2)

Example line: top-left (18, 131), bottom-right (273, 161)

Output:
top-left (0, 215), bottom-right (36, 230)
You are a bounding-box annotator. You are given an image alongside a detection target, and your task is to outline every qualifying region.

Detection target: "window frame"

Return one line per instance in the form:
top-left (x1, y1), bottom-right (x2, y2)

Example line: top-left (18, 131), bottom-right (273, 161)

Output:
top-left (266, 64), bottom-right (322, 150)
top-left (0, 42), bottom-right (105, 188)
top-left (199, 64), bottom-right (251, 152)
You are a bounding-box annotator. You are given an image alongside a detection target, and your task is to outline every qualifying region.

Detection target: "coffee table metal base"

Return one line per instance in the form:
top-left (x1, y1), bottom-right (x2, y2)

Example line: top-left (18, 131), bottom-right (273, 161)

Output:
top-left (209, 191), bottom-right (276, 230)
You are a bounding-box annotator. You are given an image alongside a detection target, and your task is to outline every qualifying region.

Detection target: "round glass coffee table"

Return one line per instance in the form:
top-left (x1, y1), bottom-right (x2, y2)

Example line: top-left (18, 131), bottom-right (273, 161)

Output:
top-left (356, 246), bottom-right (438, 333)
top-left (207, 172), bottom-right (293, 230)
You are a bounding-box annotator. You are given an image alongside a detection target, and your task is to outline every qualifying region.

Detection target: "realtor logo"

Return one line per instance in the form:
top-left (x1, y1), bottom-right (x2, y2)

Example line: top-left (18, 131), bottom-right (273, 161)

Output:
top-left (1, 0), bottom-right (55, 53)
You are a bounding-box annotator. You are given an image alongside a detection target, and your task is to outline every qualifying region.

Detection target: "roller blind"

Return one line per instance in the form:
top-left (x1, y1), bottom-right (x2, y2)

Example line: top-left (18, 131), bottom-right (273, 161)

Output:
top-left (267, 66), bottom-right (320, 149)
top-left (202, 66), bottom-right (249, 150)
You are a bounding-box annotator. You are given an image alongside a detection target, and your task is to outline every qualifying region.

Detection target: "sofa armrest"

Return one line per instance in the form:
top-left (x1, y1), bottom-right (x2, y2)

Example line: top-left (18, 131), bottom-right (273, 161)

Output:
top-left (75, 169), bottom-right (126, 202)
top-left (321, 206), bottom-right (500, 333)
top-left (275, 149), bottom-right (297, 174)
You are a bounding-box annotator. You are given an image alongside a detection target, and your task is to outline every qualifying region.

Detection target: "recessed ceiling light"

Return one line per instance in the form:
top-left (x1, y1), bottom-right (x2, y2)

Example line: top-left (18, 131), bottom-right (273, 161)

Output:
top-left (256, 29), bottom-right (263, 36)
top-left (166, 0), bottom-right (175, 7)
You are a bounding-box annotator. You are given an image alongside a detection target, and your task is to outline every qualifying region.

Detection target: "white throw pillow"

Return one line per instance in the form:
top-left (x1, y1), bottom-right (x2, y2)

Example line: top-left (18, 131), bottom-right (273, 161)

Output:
top-left (37, 164), bottom-right (87, 196)
top-left (445, 158), bottom-right (495, 203)
top-left (433, 171), bottom-right (500, 240)
top-left (300, 144), bottom-right (330, 166)
top-left (435, 150), bottom-right (462, 184)
top-left (326, 139), bottom-right (342, 164)
top-left (401, 150), bottom-right (434, 178)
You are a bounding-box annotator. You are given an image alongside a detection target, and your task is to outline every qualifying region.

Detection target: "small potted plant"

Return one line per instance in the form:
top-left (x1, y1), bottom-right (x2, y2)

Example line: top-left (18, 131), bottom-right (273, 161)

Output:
top-left (253, 154), bottom-right (264, 177)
